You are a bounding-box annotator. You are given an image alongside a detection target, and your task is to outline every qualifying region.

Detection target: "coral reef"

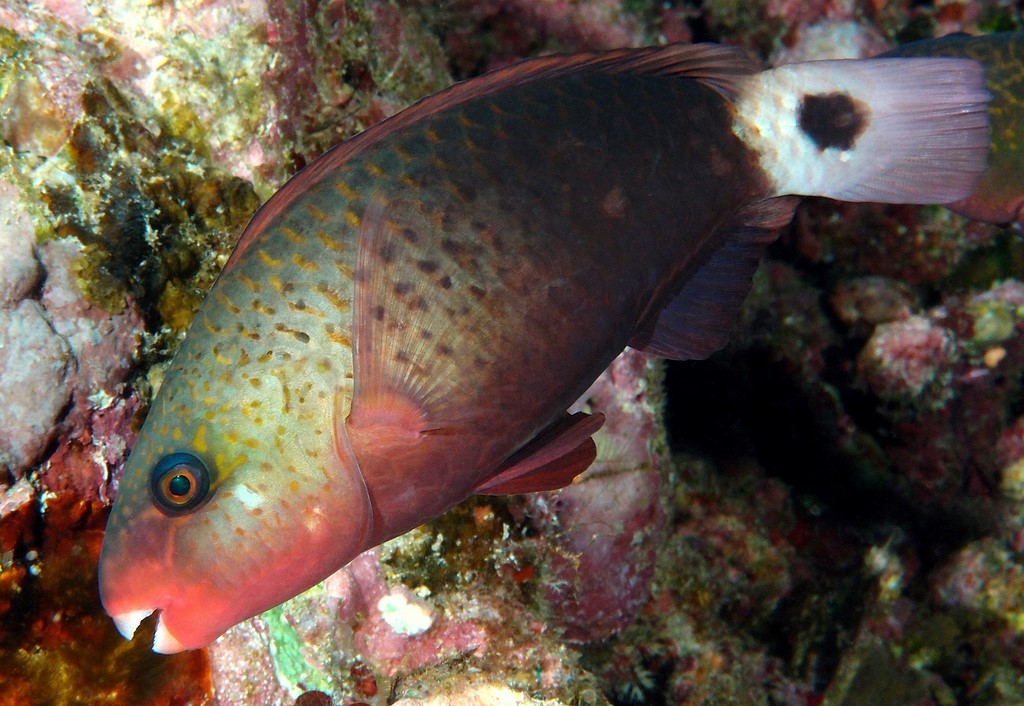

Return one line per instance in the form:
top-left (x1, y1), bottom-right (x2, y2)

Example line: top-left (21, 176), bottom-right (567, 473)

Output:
top-left (1, 1), bottom-right (1023, 705)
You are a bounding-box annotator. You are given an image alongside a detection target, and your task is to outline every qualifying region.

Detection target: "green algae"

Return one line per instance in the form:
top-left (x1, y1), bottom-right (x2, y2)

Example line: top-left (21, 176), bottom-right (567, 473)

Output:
top-left (1, 0), bottom-right (458, 344)
top-left (0, 27), bottom-right (27, 96)
top-left (40, 0), bottom-right (451, 336)
top-left (377, 496), bottom-right (540, 622)
top-left (806, 200), bottom-right (1001, 288)
top-left (147, 21), bottom-right (278, 193)
top-left (811, 543), bottom-right (1024, 706)
top-left (978, 10), bottom-right (1024, 34)
top-left (262, 600), bottom-right (336, 699)
top-left (968, 295), bottom-right (1024, 349)
top-left (894, 606), bottom-right (1024, 706)
top-left (946, 231), bottom-right (1024, 292)
top-left (292, 0), bottom-right (451, 154)
top-left (1, 24), bottom-right (261, 333)
top-left (46, 76), bottom-right (259, 325)
top-left (343, 1), bottom-right (450, 106)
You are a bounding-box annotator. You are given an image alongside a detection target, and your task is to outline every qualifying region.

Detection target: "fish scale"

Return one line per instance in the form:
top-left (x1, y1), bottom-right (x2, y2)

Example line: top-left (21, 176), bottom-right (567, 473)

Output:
top-left (342, 74), bottom-right (766, 517)
top-left (98, 42), bottom-right (994, 652)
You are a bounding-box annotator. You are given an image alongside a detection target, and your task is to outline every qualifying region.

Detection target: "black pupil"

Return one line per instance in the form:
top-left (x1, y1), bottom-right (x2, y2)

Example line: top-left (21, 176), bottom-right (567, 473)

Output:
top-left (168, 473), bottom-right (192, 498)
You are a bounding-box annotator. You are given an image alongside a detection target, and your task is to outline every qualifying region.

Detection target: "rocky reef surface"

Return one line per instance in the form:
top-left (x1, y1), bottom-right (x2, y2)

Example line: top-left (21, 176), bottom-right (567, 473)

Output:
top-left (1, 1), bottom-right (1022, 705)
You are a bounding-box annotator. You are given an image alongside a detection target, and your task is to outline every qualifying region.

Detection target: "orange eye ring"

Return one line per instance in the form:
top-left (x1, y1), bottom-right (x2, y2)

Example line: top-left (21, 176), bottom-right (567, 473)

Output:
top-left (150, 452), bottom-right (211, 514)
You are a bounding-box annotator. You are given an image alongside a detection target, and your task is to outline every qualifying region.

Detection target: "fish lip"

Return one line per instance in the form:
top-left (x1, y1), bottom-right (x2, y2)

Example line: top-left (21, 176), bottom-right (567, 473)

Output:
top-left (112, 608), bottom-right (154, 640)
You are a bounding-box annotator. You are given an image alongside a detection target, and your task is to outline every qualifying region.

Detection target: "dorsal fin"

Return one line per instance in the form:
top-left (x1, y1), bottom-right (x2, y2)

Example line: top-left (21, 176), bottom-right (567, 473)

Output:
top-left (223, 43), bottom-right (761, 273)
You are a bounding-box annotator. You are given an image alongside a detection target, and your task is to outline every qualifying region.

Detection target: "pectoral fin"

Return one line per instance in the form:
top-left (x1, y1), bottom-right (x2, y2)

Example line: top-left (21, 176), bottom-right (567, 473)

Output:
top-left (348, 193), bottom-right (462, 446)
top-left (475, 412), bottom-right (605, 495)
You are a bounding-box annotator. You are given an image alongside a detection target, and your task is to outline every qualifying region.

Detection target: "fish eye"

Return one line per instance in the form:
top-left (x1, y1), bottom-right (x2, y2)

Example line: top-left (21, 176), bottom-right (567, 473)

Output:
top-left (150, 452), bottom-right (211, 514)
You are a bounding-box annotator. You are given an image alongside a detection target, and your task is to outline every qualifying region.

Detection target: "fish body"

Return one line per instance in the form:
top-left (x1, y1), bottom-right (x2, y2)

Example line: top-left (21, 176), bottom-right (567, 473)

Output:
top-left (885, 31), bottom-right (1024, 223)
top-left (99, 43), bottom-right (991, 652)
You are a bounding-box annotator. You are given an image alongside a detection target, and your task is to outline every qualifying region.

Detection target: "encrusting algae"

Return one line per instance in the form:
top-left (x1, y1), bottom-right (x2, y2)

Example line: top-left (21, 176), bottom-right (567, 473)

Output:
top-left (54, 77), bottom-right (260, 328)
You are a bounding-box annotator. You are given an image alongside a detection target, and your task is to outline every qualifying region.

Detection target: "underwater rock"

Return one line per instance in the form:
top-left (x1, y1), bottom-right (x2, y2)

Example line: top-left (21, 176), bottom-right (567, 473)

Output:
top-left (0, 232), bottom-right (144, 491)
top-left (0, 299), bottom-right (72, 476)
top-left (208, 617), bottom-right (294, 706)
top-left (830, 275), bottom-right (916, 336)
top-left (852, 280), bottom-right (1024, 512)
top-left (332, 549), bottom-right (489, 677)
top-left (37, 238), bottom-right (144, 430)
top-left (514, 349), bottom-right (667, 643)
top-left (438, 0), bottom-right (649, 75)
top-left (771, 19), bottom-right (890, 63)
top-left (857, 314), bottom-right (959, 413)
top-left (206, 530), bottom-right (600, 705)
top-left (392, 682), bottom-right (577, 706)
top-left (0, 183), bottom-right (40, 304)
top-left (0, 186), bottom-right (69, 476)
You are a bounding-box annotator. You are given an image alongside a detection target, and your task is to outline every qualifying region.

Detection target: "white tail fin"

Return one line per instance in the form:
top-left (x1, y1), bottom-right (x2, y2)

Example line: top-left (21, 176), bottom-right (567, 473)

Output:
top-left (732, 57), bottom-right (990, 203)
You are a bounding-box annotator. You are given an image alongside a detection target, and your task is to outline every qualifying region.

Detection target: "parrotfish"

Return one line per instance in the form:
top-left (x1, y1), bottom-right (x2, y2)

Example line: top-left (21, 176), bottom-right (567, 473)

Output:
top-left (884, 31), bottom-right (1024, 223)
top-left (99, 42), bottom-right (992, 653)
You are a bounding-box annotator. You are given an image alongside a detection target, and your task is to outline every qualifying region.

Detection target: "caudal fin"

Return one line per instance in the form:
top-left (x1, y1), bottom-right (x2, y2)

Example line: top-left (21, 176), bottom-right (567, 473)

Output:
top-left (733, 57), bottom-right (991, 204)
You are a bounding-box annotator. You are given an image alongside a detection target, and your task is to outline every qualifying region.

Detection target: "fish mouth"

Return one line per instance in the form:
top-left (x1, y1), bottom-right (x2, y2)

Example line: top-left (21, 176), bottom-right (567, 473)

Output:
top-left (111, 608), bottom-right (187, 654)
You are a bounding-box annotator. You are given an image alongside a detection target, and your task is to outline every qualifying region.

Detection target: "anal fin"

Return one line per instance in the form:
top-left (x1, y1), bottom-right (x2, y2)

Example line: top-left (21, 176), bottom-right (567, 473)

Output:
top-left (475, 412), bottom-right (605, 495)
top-left (630, 196), bottom-right (798, 360)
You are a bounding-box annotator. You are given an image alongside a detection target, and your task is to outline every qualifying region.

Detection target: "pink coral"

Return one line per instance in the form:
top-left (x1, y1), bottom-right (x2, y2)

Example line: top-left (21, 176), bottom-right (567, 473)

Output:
top-left (857, 315), bottom-right (958, 409)
top-left (330, 550), bottom-right (488, 677)
top-left (461, 0), bottom-right (644, 51)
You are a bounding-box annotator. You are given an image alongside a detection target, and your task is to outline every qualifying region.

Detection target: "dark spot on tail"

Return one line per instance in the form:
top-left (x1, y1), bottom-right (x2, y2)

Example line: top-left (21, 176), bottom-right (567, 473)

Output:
top-left (798, 92), bottom-right (868, 151)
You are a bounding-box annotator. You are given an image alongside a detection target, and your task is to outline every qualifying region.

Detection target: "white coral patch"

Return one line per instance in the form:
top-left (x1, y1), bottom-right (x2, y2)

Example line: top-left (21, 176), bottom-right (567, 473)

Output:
top-left (378, 590), bottom-right (434, 636)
